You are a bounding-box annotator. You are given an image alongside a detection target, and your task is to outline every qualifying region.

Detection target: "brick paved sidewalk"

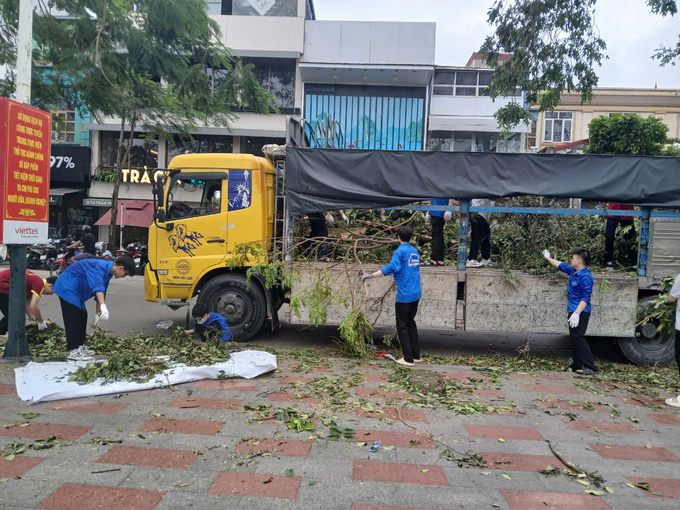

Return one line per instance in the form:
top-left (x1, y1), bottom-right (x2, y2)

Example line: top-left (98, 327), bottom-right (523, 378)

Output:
top-left (0, 354), bottom-right (679, 510)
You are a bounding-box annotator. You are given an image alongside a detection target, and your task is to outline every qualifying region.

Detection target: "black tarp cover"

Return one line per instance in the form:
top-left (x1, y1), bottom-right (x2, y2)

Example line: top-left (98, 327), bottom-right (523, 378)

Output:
top-left (285, 147), bottom-right (680, 213)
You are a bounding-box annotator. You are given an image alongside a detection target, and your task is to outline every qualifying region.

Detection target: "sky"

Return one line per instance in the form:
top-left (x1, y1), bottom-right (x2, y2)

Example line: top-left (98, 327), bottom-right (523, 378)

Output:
top-left (314, 0), bottom-right (680, 89)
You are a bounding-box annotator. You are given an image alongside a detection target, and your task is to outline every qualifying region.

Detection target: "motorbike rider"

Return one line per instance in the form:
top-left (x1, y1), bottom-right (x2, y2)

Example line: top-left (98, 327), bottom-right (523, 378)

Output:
top-left (68, 226), bottom-right (97, 262)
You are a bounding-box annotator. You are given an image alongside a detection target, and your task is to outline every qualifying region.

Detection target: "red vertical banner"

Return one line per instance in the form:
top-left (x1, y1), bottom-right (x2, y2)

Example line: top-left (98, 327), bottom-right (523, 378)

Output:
top-left (0, 98), bottom-right (52, 244)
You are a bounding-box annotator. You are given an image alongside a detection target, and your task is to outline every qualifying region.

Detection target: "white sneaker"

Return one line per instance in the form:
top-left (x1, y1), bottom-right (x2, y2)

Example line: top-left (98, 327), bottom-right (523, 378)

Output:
top-left (606, 263), bottom-right (614, 272)
top-left (481, 259), bottom-right (496, 267)
top-left (466, 260), bottom-right (483, 268)
top-left (81, 345), bottom-right (95, 356)
top-left (413, 358), bottom-right (423, 363)
top-left (395, 358), bottom-right (415, 367)
top-left (67, 346), bottom-right (93, 362)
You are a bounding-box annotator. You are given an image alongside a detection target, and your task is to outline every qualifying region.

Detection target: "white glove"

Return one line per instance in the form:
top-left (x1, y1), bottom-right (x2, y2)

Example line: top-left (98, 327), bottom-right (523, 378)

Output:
top-left (341, 212), bottom-right (349, 225)
top-left (98, 304), bottom-right (110, 321)
top-left (443, 211), bottom-right (452, 222)
top-left (325, 212), bottom-right (335, 225)
top-left (37, 320), bottom-right (47, 331)
top-left (568, 312), bottom-right (580, 328)
top-left (361, 273), bottom-right (373, 281)
top-left (425, 212), bottom-right (431, 223)
top-left (542, 249), bottom-right (551, 260)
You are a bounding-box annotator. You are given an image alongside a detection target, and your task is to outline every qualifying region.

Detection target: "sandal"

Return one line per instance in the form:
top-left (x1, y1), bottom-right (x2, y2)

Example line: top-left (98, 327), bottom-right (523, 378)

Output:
top-left (574, 368), bottom-right (598, 376)
top-left (421, 260), bottom-right (436, 267)
top-left (560, 366), bottom-right (571, 372)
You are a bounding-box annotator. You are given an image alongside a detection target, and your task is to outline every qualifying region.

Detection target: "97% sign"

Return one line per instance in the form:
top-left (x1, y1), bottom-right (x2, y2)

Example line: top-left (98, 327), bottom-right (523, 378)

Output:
top-left (50, 155), bottom-right (75, 169)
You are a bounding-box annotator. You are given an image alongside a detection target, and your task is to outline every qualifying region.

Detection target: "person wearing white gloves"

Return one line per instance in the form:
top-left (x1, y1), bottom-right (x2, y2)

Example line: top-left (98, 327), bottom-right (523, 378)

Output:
top-left (53, 256), bottom-right (135, 361)
top-left (325, 210), bottom-right (350, 226)
top-left (543, 248), bottom-right (598, 375)
top-left (0, 270), bottom-right (57, 335)
top-left (423, 199), bottom-right (455, 266)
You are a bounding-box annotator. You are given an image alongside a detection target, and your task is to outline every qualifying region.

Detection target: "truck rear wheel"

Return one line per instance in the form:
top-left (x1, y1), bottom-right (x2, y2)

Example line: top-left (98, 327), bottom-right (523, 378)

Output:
top-left (618, 296), bottom-right (676, 366)
top-left (197, 273), bottom-right (266, 342)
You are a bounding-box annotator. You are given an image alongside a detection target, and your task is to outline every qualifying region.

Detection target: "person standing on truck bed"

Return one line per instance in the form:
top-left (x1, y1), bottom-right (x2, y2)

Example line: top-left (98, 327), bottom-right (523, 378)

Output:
top-left (423, 199), bottom-right (455, 266)
top-left (362, 226), bottom-right (422, 367)
top-left (604, 203), bottom-right (638, 271)
top-left (467, 198), bottom-right (497, 268)
top-left (664, 274), bottom-right (680, 408)
top-left (305, 210), bottom-right (349, 262)
top-left (543, 248), bottom-right (598, 375)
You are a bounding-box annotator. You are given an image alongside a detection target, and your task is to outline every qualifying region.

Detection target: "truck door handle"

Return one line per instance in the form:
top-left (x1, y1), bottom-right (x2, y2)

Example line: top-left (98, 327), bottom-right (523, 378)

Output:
top-left (207, 237), bottom-right (225, 244)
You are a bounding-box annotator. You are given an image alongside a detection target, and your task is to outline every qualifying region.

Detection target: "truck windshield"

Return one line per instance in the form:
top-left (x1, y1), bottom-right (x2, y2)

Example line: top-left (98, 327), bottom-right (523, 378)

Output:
top-left (166, 177), bottom-right (223, 219)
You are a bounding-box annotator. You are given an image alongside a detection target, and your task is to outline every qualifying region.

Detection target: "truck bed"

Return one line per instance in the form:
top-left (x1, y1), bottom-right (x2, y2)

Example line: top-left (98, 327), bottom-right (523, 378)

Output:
top-left (288, 263), bottom-right (638, 338)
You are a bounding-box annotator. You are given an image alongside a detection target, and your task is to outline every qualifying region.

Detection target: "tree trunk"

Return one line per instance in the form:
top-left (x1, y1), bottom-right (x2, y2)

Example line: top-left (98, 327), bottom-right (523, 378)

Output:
top-left (108, 115), bottom-right (135, 251)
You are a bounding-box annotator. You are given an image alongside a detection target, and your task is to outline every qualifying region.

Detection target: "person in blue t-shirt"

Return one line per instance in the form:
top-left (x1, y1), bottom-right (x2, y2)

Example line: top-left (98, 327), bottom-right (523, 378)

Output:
top-left (424, 199), bottom-right (455, 266)
top-left (53, 256), bottom-right (136, 362)
top-left (185, 303), bottom-right (232, 343)
top-left (362, 226), bottom-right (422, 367)
top-left (543, 248), bottom-right (598, 375)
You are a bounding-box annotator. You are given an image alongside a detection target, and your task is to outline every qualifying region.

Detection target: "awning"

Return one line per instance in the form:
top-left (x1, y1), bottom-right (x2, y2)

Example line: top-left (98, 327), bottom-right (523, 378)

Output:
top-left (94, 200), bottom-right (154, 228)
top-left (428, 115), bottom-right (531, 133)
top-left (49, 187), bottom-right (86, 206)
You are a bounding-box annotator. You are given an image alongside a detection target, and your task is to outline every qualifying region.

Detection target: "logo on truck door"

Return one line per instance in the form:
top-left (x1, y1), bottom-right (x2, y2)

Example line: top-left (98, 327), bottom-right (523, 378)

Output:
top-left (168, 223), bottom-right (204, 257)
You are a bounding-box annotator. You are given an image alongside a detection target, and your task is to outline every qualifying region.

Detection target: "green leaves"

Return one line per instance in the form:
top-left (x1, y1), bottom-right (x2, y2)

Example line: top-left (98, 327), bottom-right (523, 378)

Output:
top-left (585, 114), bottom-right (669, 156)
top-left (285, 468), bottom-right (294, 477)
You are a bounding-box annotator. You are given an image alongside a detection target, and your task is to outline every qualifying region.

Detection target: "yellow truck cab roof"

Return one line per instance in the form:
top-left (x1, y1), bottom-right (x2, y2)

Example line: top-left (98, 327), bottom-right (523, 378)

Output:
top-left (167, 153), bottom-right (274, 173)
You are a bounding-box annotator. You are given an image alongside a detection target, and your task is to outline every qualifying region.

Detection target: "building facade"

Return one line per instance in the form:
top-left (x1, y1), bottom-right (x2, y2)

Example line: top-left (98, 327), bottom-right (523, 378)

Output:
top-left (534, 88), bottom-right (680, 152)
top-left (427, 54), bottom-right (528, 154)
top-left (299, 20), bottom-right (435, 150)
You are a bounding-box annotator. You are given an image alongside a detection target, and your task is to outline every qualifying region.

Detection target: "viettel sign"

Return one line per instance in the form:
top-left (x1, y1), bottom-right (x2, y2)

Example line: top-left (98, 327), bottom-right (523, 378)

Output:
top-left (0, 98), bottom-right (52, 244)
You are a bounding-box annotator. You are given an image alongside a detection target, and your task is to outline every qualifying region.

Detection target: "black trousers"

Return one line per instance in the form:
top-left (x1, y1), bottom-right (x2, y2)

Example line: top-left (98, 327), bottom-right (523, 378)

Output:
top-left (604, 217), bottom-right (637, 265)
top-left (430, 216), bottom-right (445, 262)
top-left (395, 300), bottom-right (420, 363)
top-left (307, 213), bottom-right (329, 260)
top-left (0, 292), bottom-right (8, 335)
top-left (675, 330), bottom-right (680, 377)
top-left (60, 298), bottom-right (88, 350)
top-left (567, 311), bottom-right (597, 372)
top-left (469, 213), bottom-right (490, 261)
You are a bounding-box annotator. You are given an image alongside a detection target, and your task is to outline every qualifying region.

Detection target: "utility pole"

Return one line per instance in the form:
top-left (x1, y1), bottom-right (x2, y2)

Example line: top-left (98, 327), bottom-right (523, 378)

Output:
top-left (2, 0), bottom-right (35, 361)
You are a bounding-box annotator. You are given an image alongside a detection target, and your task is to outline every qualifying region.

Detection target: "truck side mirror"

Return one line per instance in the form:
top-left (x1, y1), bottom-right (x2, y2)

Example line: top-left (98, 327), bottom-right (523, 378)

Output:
top-left (155, 209), bottom-right (166, 223)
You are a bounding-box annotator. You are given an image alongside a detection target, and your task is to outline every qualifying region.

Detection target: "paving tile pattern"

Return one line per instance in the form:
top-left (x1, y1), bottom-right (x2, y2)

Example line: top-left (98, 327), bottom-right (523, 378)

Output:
top-left (1, 358), bottom-right (679, 510)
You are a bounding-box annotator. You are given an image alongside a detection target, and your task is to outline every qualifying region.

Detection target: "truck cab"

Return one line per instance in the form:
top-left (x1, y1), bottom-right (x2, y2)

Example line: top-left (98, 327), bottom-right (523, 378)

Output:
top-left (145, 153), bottom-right (278, 340)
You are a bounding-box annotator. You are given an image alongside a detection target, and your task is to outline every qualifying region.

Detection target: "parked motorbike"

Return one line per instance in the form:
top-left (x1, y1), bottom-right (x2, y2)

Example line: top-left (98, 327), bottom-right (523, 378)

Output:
top-left (26, 245), bottom-right (44, 270)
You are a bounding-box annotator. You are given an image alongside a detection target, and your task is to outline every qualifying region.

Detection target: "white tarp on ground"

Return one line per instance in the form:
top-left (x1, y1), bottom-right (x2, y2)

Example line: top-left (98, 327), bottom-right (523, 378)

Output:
top-left (14, 350), bottom-right (277, 404)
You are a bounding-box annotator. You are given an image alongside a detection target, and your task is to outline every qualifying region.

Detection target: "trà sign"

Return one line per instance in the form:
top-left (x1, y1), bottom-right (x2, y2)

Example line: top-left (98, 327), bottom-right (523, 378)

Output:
top-left (121, 167), bottom-right (165, 184)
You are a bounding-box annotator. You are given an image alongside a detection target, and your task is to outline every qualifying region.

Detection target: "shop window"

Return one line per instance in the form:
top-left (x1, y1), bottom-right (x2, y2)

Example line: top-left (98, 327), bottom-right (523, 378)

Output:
top-left (427, 131), bottom-right (452, 151)
top-left (101, 132), bottom-right (158, 168)
top-left (543, 111), bottom-right (573, 143)
top-left (168, 135), bottom-right (234, 160)
top-left (453, 132), bottom-right (474, 152)
top-left (244, 136), bottom-right (286, 156)
top-left (221, 0), bottom-right (297, 17)
top-left (208, 58), bottom-right (295, 111)
top-left (52, 111), bottom-right (76, 143)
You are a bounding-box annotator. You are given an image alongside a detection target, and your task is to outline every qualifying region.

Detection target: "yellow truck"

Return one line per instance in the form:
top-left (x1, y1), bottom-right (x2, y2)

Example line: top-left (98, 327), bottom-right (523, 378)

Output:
top-left (145, 153), bottom-right (282, 340)
top-left (145, 147), bottom-right (679, 366)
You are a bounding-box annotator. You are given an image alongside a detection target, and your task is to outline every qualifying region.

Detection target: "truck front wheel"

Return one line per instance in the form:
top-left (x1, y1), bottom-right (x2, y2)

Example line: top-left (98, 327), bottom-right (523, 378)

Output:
top-left (618, 296), bottom-right (676, 366)
top-left (197, 274), bottom-right (266, 342)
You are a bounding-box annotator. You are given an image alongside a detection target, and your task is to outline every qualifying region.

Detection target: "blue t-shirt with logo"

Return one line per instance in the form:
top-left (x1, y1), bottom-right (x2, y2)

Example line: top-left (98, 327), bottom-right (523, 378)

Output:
top-left (380, 243), bottom-right (422, 303)
top-left (559, 263), bottom-right (593, 313)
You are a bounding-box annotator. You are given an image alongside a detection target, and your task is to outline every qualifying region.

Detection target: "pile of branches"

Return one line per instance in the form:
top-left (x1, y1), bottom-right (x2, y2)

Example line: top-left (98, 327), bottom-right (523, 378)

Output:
top-left (293, 197), bottom-right (634, 273)
top-left (26, 325), bottom-right (232, 385)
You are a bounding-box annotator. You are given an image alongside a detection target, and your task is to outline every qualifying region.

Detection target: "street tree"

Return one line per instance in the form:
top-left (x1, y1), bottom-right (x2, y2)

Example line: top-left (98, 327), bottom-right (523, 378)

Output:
top-left (480, 0), bottom-right (678, 130)
top-left (7, 0), bottom-right (276, 250)
top-left (585, 114), bottom-right (670, 156)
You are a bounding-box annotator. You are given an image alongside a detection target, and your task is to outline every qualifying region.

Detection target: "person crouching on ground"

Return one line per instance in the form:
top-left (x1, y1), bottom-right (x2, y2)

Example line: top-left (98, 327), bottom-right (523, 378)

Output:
top-left (53, 256), bottom-right (136, 362)
top-left (362, 226), bottom-right (422, 367)
top-left (185, 303), bottom-right (232, 343)
top-left (0, 270), bottom-right (57, 334)
top-left (664, 273), bottom-right (680, 408)
top-left (543, 248), bottom-right (598, 375)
